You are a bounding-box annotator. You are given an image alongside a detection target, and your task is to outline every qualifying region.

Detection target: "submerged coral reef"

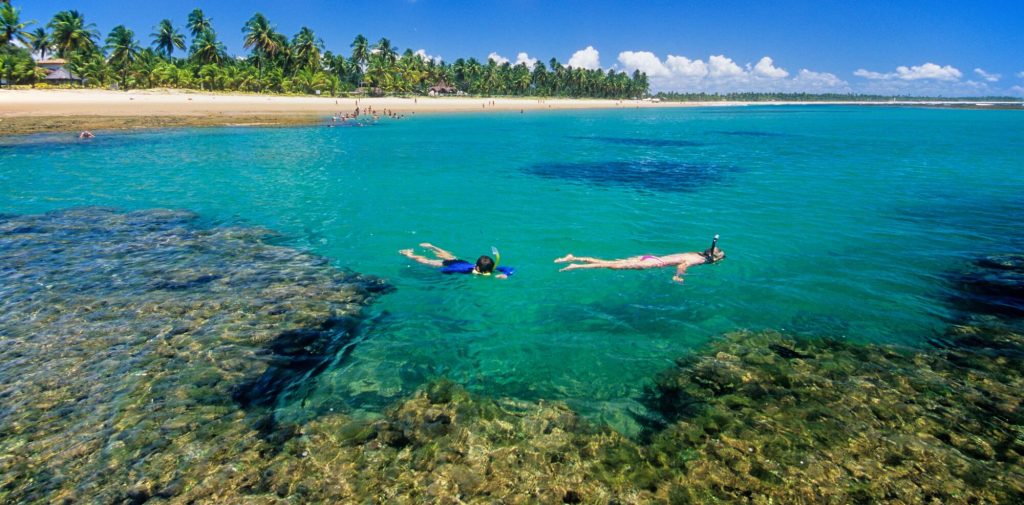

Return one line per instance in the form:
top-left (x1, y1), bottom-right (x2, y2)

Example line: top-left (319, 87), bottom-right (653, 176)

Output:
top-left (0, 208), bottom-right (389, 503)
top-left (1, 208), bottom-right (1021, 504)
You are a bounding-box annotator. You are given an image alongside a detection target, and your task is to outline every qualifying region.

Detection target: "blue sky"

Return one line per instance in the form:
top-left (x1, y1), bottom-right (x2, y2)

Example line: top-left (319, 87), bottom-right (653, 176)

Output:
top-left (18, 0), bottom-right (1024, 96)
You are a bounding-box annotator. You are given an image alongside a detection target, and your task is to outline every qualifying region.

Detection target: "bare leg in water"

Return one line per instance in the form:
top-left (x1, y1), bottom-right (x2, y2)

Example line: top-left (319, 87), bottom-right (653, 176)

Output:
top-left (419, 243), bottom-right (457, 260)
top-left (553, 254), bottom-right (609, 264)
top-left (399, 243), bottom-right (457, 267)
top-left (554, 253), bottom-right (662, 271)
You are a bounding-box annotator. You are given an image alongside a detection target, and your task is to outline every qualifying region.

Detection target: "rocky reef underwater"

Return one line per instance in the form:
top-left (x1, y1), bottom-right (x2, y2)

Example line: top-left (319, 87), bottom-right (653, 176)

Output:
top-left (1, 208), bottom-right (1022, 504)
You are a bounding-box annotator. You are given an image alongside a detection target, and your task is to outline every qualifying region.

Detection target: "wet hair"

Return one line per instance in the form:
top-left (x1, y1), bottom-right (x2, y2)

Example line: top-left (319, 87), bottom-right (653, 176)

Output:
top-left (474, 255), bottom-right (496, 274)
top-left (703, 247), bottom-right (725, 263)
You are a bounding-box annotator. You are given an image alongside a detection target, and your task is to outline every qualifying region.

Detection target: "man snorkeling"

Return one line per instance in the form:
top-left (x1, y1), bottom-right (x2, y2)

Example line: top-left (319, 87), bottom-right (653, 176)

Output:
top-left (554, 235), bottom-right (725, 283)
top-left (400, 243), bottom-right (513, 278)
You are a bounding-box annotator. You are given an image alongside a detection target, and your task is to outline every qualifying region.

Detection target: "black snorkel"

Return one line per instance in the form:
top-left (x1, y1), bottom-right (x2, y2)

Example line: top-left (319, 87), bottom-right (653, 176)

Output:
top-left (705, 234), bottom-right (720, 264)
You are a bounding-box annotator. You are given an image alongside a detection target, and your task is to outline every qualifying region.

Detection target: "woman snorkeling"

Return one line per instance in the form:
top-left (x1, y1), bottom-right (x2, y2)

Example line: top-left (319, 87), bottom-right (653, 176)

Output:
top-left (555, 235), bottom-right (724, 283)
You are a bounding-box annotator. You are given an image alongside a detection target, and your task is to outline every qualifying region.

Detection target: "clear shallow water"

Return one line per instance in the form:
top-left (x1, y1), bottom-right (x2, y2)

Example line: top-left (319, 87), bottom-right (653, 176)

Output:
top-left (3, 106), bottom-right (1023, 427)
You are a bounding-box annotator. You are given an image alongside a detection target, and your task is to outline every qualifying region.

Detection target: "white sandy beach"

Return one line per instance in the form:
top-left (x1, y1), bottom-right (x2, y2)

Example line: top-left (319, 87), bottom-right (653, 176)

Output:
top-left (0, 88), bottom-right (702, 118)
top-left (1, 89), bottom-right (1014, 135)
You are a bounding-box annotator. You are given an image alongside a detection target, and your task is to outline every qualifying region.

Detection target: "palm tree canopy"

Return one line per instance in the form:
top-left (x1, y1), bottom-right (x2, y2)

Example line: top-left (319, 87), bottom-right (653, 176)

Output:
top-left (150, 19), bottom-right (185, 57)
top-left (374, 37), bottom-right (397, 65)
top-left (28, 27), bottom-right (50, 59)
top-left (242, 13), bottom-right (280, 59)
top-left (186, 8), bottom-right (212, 38)
top-left (105, 25), bottom-right (140, 67)
top-left (48, 10), bottom-right (98, 57)
top-left (350, 34), bottom-right (369, 67)
top-left (291, 26), bottom-right (323, 71)
top-left (1, 3), bottom-right (34, 47)
top-left (189, 28), bottom-right (225, 65)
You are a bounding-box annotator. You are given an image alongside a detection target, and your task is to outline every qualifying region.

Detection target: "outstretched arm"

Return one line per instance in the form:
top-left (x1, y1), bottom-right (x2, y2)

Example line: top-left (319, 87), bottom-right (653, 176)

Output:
top-left (672, 263), bottom-right (689, 283)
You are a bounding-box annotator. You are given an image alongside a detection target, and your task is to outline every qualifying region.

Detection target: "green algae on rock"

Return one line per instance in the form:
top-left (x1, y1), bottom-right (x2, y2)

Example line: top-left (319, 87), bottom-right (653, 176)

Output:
top-left (0, 207), bottom-right (389, 503)
top-left (643, 330), bottom-right (1023, 503)
top-left (166, 328), bottom-right (1022, 503)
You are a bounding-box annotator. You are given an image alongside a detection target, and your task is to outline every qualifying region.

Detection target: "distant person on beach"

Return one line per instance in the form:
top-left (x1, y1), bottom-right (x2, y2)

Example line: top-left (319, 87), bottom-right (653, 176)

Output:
top-left (554, 235), bottom-right (724, 283)
top-left (400, 243), bottom-right (510, 278)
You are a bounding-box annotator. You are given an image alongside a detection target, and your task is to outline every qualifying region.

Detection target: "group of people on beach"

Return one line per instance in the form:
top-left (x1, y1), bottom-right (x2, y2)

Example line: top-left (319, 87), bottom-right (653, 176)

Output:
top-left (400, 235), bottom-right (725, 283)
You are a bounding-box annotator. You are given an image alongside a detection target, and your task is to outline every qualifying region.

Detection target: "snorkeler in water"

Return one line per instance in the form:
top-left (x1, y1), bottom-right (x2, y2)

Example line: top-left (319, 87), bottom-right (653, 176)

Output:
top-left (400, 243), bottom-right (514, 278)
top-left (554, 235), bottom-right (725, 283)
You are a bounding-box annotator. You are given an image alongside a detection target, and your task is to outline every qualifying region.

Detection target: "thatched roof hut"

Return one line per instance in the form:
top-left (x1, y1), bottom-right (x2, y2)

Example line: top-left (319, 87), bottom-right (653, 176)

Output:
top-left (37, 58), bottom-right (69, 70)
top-left (428, 83), bottom-right (457, 96)
top-left (44, 67), bottom-right (83, 85)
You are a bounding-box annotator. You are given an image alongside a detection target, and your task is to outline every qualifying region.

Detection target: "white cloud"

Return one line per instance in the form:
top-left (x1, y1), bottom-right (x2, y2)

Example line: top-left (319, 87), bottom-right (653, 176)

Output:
top-left (973, 68), bottom-right (1001, 82)
top-left (568, 46), bottom-right (601, 69)
top-left (612, 52), bottom-right (1015, 97)
top-left (853, 69), bottom-right (889, 80)
top-left (794, 69), bottom-right (845, 88)
top-left (487, 52), bottom-right (509, 65)
top-left (708, 55), bottom-right (744, 78)
top-left (855, 75), bottom-right (999, 97)
top-left (665, 55), bottom-right (708, 78)
top-left (414, 49), bottom-right (441, 63)
top-left (615, 51), bottom-right (849, 93)
top-left (1017, 71), bottom-right (1024, 79)
top-left (752, 56), bottom-right (789, 79)
top-left (486, 51), bottom-right (537, 67)
top-left (515, 52), bottom-right (538, 67)
top-left (895, 63), bottom-right (961, 81)
top-left (618, 51), bottom-right (670, 77)
top-left (856, 62), bottom-right (962, 82)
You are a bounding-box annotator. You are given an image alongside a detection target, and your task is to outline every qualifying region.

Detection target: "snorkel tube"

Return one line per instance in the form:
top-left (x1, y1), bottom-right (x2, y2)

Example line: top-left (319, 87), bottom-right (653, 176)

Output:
top-left (707, 234), bottom-right (720, 263)
top-left (491, 246), bottom-right (501, 268)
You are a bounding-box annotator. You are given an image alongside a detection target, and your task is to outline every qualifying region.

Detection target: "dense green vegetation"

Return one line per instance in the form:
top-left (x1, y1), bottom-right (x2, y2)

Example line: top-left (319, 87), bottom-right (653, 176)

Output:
top-left (0, 2), bottom-right (648, 97)
top-left (655, 91), bottom-right (1024, 102)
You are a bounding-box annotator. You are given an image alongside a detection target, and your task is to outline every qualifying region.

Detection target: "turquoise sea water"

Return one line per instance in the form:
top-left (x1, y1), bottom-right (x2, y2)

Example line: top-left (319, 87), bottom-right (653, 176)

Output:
top-left (3, 106), bottom-right (1023, 428)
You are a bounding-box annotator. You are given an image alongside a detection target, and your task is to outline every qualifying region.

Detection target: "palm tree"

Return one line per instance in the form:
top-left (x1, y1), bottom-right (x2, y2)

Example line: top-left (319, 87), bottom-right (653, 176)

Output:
top-left (28, 27), bottom-right (50, 60)
top-left (48, 10), bottom-right (98, 57)
top-left (291, 67), bottom-right (326, 94)
top-left (242, 13), bottom-right (280, 89)
top-left (291, 27), bottom-right (323, 72)
top-left (514, 63), bottom-right (532, 94)
top-left (190, 29), bottom-right (225, 65)
top-left (150, 19), bottom-right (185, 58)
top-left (0, 2), bottom-right (32, 47)
top-left (19, 57), bottom-right (47, 87)
top-left (130, 49), bottom-right (160, 88)
top-left (323, 73), bottom-right (340, 96)
top-left (463, 58), bottom-right (482, 93)
top-left (69, 51), bottom-right (109, 87)
top-left (0, 52), bottom-right (18, 87)
top-left (187, 9), bottom-right (213, 38)
top-left (198, 63), bottom-right (223, 90)
top-left (374, 37), bottom-right (397, 66)
top-left (349, 34), bottom-right (369, 69)
top-left (105, 25), bottom-right (140, 89)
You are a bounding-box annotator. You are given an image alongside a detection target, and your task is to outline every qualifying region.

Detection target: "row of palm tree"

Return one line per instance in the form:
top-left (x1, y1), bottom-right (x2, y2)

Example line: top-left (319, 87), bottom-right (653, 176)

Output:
top-left (1, 3), bottom-right (649, 97)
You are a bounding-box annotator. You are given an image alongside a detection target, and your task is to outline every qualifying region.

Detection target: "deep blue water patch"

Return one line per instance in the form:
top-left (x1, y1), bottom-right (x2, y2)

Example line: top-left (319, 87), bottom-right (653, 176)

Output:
top-left (947, 254), bottom-right (1024, 320)
top-left (568, 136), bottom-right (705, 148)
top-left (523, 159), bottom-right (737, 192)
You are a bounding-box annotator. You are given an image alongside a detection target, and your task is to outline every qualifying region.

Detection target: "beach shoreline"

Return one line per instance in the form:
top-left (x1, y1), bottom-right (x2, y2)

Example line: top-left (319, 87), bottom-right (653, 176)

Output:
top-left (1, 88), bottom-right (1019, 135)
